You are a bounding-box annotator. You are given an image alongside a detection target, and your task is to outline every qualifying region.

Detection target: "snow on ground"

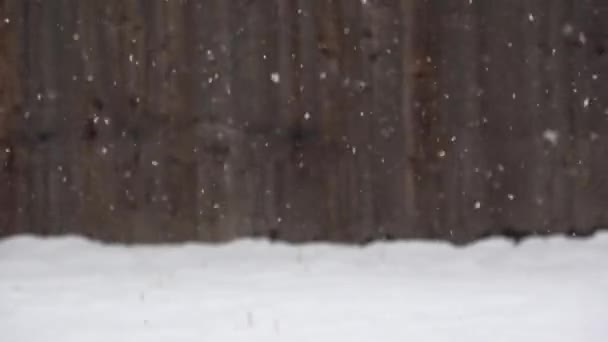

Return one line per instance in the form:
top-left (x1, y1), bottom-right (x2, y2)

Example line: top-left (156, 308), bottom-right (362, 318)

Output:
top-left (1, 234), bottom-right (607, 342)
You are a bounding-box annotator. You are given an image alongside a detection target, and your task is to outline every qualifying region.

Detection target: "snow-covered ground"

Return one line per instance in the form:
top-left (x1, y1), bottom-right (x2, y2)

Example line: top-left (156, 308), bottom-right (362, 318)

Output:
top-left (1, 234), bottom-right (607, 342)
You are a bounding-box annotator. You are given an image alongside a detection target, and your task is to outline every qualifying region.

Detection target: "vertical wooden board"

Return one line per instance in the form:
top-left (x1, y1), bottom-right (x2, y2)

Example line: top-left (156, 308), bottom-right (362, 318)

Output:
top-left (244, 0), bottom-right (280, 239)
top-left (190, 0), bottom-right (242, 241)
top-left (272, 0), bottom-right (329, 241)
top-left (272, 0), bottom-right (299, 240)
top-left (476, 0), bottom-right (550, 237)
top-left (0, 0), bottom-right (20, 235)
top-left (429, 0), bottom-right (490, 242)
top-left (338, 0), bottom-right (376, 241)
top-left (156, 1), bottom-right (199, 241)
top-left (171, 0), bottom-right (211, 241)
top-left (80, 0), bottom-right (148, 241)
top-left (43, 0), bottom-right (85, 236)
top-left (229, 0), bottom-right (281, 239)
top-left (398, 0), bottom-right (418, 239)
top-left (365, 0), bottom-right (410, 240)
top-left (311, 0), bottom-right (353, 241)
top-left (513, 0), bottom-right (560, 234)
top-left (273, 0), bottom-right (312, 241)
top-left (408, 0), bottom-right (444, 239)
top-left (571, 0), bottom-right (608, 232)
top-left (533, 0), bottom-right (574, 233)
top-left (21, 0), bottom-right (61, 235)
top-left (7, 0), bottom-right (31, 235)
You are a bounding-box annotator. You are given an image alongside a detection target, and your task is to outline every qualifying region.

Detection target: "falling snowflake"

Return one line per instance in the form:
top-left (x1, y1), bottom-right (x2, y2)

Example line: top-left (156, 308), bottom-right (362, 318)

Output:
top-left (270, 72), bottom-right (280, 83)
top-left (543, 129), bottom-right (559, 146)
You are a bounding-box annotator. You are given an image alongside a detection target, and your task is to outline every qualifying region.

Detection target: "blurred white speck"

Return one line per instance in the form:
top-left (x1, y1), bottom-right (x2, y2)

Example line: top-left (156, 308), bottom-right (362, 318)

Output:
top-left (206, 50), bottom-right (215, 61)
top-left (3, 18), bottom-right (9, 24)
top-left (129, 54), bottom-right (134, 63)
top-left (507, 194), bottom-right (515, 200)
top-left (72, 33), bottom-right (80, 41)
top-left (319, 72), bottom-right (327, 80)
top-left (590, 132), bottom-right (600, 141)
top-left (86, 74), bottom-right (94, 82)
top-left (101, 146), bottom-right (108, 155)
top-left (512, 92), bottom-right (516, 99)
top-left (437, 150), bottom-right (446, 158)
top-left (200, 188), bottom-right (205, 194)
top-left (579, 32), bottom-right (586, 45)
top-left (543, 129), bottom-right (559, 146)
top-left (528, 14), bottom-right (535, 22)
top-left (213, 203), bottom-right (220, 209)
top-left (474, 201), bottom-right (481, 209)
top-left (592, 74), bottom-right (598, 80)
top-left (151, 160), bottom-right (159, 166)
top-left (270, 72), bottom-right (280, 83)
top-left (352, 147), bottom-right (357, 155)
top-left (450, 136), bottom-right (457, 142)
top-left (304, 112), bottom-right (311, 120)
top-left (583, 97), bottom-right (590, 108)
top-left (277, 217), bottom-right (282, 223)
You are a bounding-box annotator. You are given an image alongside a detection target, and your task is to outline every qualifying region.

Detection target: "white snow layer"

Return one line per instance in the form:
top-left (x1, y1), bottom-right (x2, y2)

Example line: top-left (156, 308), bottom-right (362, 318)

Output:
top-left (1, 234), bottom-right (607, 342)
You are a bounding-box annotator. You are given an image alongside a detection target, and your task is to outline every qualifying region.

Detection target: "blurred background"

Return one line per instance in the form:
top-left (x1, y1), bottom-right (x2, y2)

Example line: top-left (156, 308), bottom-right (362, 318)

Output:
top-left (0, 0), bottom-right (607, 244)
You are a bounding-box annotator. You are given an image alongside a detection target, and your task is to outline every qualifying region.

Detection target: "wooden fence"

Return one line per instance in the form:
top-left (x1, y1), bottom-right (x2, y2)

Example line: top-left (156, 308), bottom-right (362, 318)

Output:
top-left (1, 0), bottom-right (607, 243)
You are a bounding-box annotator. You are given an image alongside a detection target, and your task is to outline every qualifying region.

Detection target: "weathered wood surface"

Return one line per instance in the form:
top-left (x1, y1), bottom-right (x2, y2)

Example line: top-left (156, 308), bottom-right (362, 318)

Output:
top-left (0, 0), bottom-right (607, 243)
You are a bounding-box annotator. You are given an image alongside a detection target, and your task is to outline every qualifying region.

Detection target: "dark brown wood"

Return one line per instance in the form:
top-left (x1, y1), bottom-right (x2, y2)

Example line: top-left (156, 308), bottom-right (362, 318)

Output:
top-left (1, 0), bottom-right (607, 244)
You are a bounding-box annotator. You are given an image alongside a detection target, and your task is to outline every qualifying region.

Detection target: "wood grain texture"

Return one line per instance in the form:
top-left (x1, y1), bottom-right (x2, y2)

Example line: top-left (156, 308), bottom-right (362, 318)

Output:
top-left (0, 0), bottom-right (607, 243)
